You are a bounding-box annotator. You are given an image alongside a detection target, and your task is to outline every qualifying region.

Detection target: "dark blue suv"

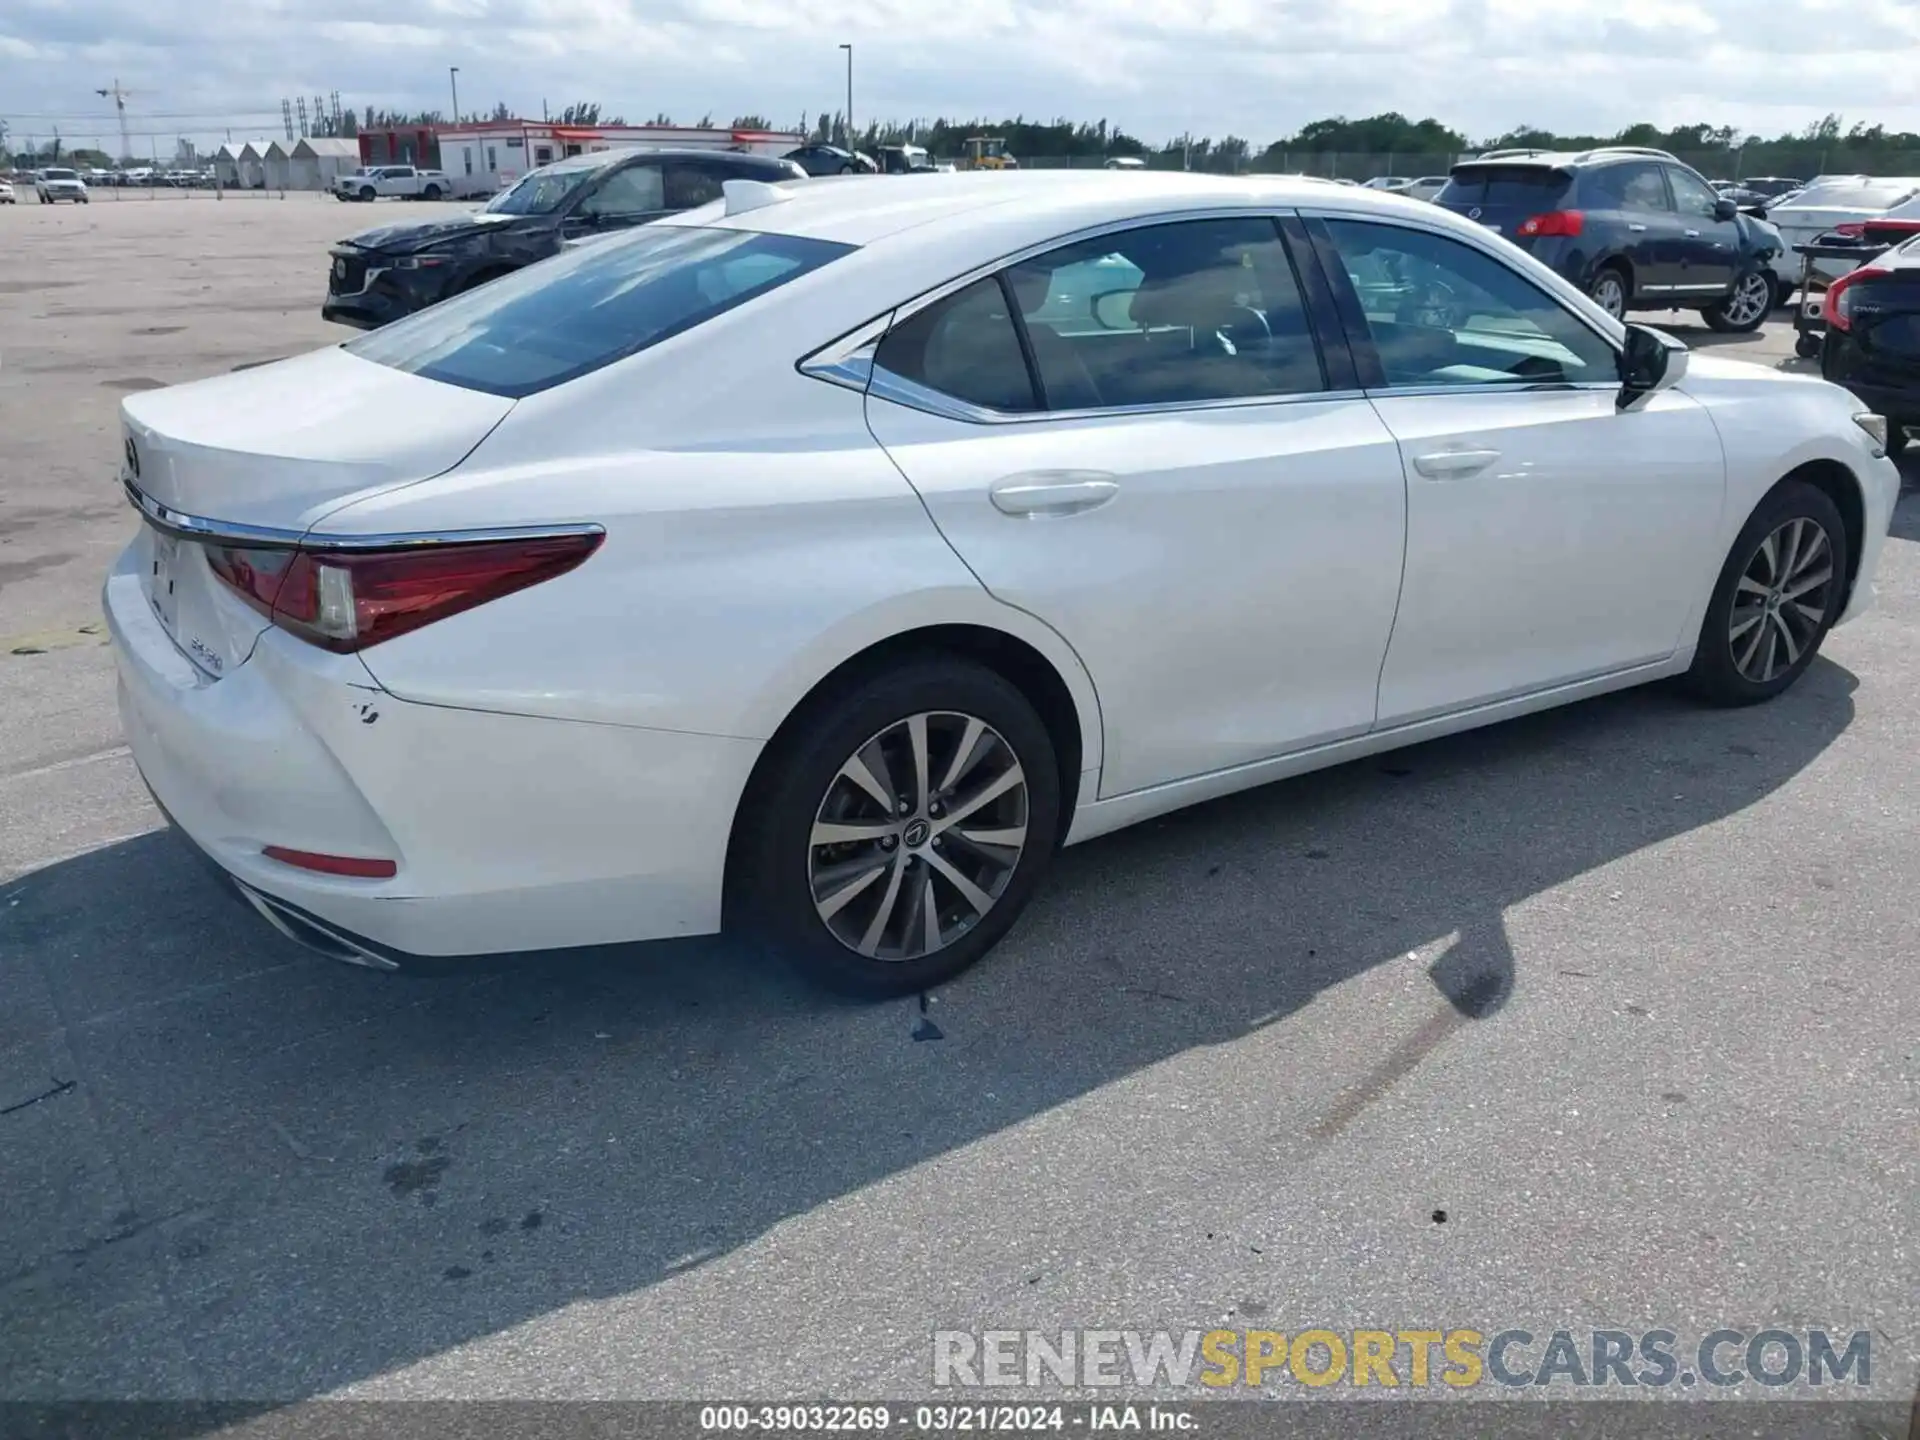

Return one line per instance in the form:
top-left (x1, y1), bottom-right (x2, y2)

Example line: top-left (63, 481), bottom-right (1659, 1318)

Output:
top-left (1435, 147), bottom-right (1784, 333)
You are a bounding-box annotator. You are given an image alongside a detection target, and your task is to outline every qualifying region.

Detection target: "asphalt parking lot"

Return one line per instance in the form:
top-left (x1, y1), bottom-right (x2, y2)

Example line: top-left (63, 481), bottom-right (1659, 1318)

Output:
top-left (2, 197), bottom-right (1917, 1414)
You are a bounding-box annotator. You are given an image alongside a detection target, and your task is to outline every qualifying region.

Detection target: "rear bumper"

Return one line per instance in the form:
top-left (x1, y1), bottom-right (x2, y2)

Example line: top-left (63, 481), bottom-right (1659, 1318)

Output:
top-left (106, 544), bottom-right (763, 963)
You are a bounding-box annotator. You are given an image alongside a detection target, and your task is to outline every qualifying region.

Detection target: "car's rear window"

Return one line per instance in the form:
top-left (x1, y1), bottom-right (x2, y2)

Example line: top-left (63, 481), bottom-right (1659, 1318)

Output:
top-left (345, 226), bottom-right (853, 398)
top-left (1439, 166), bottom-right (1571, 208)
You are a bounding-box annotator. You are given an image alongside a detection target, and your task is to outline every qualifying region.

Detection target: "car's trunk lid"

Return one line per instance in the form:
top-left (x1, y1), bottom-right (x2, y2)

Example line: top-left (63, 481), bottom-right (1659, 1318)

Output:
top-left (120, 345), bottom-right (515, 679)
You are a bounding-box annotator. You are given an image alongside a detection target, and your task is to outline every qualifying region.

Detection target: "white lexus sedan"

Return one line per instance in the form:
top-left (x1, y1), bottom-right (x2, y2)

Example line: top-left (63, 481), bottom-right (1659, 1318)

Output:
top-left (107, 172), bottom-right (1901, 996)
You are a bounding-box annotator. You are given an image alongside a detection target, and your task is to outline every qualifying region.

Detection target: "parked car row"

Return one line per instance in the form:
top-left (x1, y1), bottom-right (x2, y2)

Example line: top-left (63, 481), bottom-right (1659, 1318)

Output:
top-left (322, 148), bottom-right (806, 327)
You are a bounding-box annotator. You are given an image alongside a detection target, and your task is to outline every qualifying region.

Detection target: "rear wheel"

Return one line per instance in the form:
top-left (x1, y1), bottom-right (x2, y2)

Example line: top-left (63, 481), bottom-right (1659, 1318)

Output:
top-left (1794, 332), bottom-right (1823, 359)
top-left (732, 659), bottom-right (1060, 997)
top-left (1589, 265), bottom-right (1628, 320)
top-left (1683, 480), bottom-right (1848, 706)
top-left (1702, 267), bottom-right (1773, 333)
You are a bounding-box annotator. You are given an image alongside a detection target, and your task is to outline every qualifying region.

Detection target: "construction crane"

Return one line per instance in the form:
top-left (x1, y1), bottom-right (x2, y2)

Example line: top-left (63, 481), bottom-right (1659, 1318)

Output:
top-left (95, 79), bottom-right (134, 164)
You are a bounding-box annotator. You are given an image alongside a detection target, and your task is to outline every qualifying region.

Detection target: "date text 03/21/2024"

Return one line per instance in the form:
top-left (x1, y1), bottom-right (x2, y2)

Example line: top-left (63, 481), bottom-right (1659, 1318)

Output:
top-left (698, 1404), bottom-right (1193, 1432)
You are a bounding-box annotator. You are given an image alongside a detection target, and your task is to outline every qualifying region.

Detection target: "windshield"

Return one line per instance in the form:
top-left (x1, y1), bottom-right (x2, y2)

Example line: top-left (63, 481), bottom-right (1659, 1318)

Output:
top-left (482, 165), bottom-right (599, 216)
top-left (43, 169), bottom-right (78, 180)
top-left (345, 225), bottom-right (853, 398)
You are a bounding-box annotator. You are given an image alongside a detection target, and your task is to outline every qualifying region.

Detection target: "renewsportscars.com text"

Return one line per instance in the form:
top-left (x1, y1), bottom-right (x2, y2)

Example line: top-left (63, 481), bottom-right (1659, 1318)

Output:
top-left (932, 1328), bottom-right (1872, 1390)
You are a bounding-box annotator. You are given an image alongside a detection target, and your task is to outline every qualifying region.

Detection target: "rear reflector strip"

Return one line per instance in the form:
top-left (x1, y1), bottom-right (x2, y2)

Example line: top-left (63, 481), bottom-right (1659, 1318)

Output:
top-left (262, 846), bottom-right (398, 878)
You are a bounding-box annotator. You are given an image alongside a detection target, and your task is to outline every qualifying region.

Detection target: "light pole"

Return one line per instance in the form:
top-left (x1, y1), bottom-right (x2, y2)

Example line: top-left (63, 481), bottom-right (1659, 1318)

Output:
top-left (839, 44), bottom-right (853, 154)
top-left (448, 66), bottom-right (461, 125)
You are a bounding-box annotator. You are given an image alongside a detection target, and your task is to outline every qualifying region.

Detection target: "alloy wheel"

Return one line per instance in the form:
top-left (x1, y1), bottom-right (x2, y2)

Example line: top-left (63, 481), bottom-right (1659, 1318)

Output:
top-left (1724, 272), bottom-right (1772, 328)
top-left (1592, 274), bottom-right (1626, 319)
top-left (808, 711), bottom-right (1029, 961)
top-left (1729, 516), bottom-right (1834, 683)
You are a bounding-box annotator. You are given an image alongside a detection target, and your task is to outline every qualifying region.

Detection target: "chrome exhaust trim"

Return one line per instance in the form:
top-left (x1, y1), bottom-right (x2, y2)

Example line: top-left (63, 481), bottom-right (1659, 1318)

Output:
top-left (236, 883), bottom-right (400, 971)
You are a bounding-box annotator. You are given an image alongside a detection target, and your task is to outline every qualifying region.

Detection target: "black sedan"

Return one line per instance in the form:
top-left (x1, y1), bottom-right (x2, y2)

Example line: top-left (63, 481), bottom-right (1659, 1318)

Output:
top-left (1823, 238), bottom-right (1920, 458)
top-left (321, 148), bottom-right (807, 329)
top-left (783, 144), bottom-right (876, 177)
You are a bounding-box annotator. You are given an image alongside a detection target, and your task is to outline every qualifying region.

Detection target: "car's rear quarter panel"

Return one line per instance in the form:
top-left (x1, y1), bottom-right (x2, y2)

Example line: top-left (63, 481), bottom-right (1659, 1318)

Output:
top-left (312, 342), bottom-right (1106, 774)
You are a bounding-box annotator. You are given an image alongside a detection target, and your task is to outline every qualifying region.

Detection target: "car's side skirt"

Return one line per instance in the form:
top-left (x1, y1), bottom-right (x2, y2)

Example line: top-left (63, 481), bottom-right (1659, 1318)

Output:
top-left (1062, 653), bottom-right (1692, 846)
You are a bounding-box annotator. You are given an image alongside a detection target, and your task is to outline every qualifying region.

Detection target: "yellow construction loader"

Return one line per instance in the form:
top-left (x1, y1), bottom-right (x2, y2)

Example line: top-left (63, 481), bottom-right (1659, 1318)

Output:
top-left (960, 137), bottom-right (1019, 171)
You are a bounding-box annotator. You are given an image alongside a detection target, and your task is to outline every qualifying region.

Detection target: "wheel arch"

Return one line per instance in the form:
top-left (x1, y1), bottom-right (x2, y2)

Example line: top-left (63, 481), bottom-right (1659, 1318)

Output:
top-left (1592, 252), bottom-right (1635, 299)
top-left (1774, 458), bottom-right (1867, 599)
top-left (722, 621), bottom-right (1100, 919)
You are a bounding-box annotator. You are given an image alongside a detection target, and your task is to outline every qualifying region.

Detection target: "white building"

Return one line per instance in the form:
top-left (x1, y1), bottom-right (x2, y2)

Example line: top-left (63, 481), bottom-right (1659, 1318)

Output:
top-left (235, 140), bottom-right (275, 189)
top-left (430, 121), bottom-right (804, 193)
top-left (212, 142), bottom-right (246, 187)
top-left (289, 137), bottom-right (359, 191)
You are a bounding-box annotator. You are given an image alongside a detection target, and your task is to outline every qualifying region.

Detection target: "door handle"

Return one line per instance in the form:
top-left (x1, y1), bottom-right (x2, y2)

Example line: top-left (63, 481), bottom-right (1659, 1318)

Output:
top-left (1684, 228), bottom-right (1701, 238)
top-left (989, 472), bottom-right (1120, 517)
top-left (1411, 448), bottom-right (1501, 480)
top-left (1627, 223), bottom-right (1648, 232)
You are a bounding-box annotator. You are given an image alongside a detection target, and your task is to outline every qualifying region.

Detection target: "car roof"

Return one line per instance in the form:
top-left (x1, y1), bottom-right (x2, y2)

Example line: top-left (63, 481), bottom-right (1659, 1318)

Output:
top-left (673, 169), bottom-right (1376, 247)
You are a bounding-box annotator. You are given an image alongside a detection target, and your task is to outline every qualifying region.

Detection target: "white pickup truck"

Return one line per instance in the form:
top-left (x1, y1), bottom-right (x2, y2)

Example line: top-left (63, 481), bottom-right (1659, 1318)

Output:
top-left (333, 165), bottom-right (469, 202)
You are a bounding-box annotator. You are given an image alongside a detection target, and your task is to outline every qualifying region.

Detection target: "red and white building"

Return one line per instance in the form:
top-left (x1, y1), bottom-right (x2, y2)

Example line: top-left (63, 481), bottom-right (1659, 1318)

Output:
top-left (373, 120), bottom-right (805, 192)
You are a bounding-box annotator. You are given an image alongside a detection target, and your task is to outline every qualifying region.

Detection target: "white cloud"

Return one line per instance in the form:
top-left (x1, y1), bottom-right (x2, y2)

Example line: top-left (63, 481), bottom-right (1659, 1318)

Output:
top-left (2, 0), bottom-right (1916, 154)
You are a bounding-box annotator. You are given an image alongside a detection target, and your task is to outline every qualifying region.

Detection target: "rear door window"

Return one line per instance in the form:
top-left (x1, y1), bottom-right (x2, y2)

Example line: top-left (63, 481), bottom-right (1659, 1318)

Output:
top-left (1584, 163), bottom-right (1672, 212)
top-left (1004, 217), bottom-right (1325, 407)
top-left (346, 226), bottom-right (852, 397)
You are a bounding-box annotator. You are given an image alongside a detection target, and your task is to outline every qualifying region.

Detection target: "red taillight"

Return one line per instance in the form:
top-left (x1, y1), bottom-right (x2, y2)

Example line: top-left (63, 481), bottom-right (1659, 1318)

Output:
top-left (1834, 222), bottom-right (1866, 238)
top-left (1517, 209), bottom-right (1584, 238)
top-left (262, 846), bottom-right (397, 878)
top-left (207, 531), bottom-right (602, 652)
top-left (1824, 265), bottom-right (1890, 333)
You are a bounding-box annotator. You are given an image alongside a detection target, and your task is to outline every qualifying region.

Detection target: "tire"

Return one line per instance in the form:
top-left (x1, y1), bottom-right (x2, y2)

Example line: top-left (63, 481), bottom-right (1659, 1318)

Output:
top-left (838, 163), bottom-right (855, 175)
top-left (1794, 332), bottom-right (1822, 360)
top-left (421, 185), bottom-right (442, 200)
top-left (1702, 267), bottom-right (1773, 333)
top-left (358, 186), bottom-right (375, 202)
top-left (1683, 479), bottom-right (1849, 707)
top-left (731, 658), bottom-right (1061, 997)
top-left (1589, 265), bottom-right (1629, 321)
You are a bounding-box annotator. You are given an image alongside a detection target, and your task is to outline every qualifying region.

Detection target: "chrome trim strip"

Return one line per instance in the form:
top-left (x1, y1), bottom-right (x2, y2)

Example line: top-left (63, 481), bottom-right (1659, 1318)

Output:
top-left (1359, 380), bottom-right (1621, 400)
top-left (867, 374), bottom-right (1371, 427)
top-left (123, 476), bottom-right (606, 553)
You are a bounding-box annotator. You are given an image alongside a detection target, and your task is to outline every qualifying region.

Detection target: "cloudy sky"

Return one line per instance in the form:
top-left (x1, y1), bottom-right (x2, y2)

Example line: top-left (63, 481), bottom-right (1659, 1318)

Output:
top-left (3, 0), bottom-right (1918, 154)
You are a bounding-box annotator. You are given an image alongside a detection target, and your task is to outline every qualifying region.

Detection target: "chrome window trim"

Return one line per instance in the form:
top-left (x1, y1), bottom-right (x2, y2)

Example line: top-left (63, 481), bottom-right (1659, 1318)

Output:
top-left (868, 376), bottom-right (1371, 426)
top-left (1360, 380), bottom-right (1622, 401)
top-left (123, 476), bottom-right (606, 554)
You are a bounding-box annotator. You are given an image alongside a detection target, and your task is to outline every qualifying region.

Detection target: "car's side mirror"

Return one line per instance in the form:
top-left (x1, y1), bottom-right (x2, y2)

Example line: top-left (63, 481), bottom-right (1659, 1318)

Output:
top-left (1713, 197), bottom-right (1739, 221)
top-left (1618, 323), bottom-right (1690, 409)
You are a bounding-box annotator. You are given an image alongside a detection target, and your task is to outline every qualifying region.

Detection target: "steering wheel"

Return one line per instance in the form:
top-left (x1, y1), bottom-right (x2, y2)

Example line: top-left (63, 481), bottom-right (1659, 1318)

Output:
top-left (1399, 279), bottom-right (1463, 331)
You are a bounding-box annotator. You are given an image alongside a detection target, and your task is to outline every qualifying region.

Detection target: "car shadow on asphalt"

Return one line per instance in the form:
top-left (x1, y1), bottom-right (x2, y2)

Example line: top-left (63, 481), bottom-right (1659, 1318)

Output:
top-left (0, 625), bottom-right (1871, 1405)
